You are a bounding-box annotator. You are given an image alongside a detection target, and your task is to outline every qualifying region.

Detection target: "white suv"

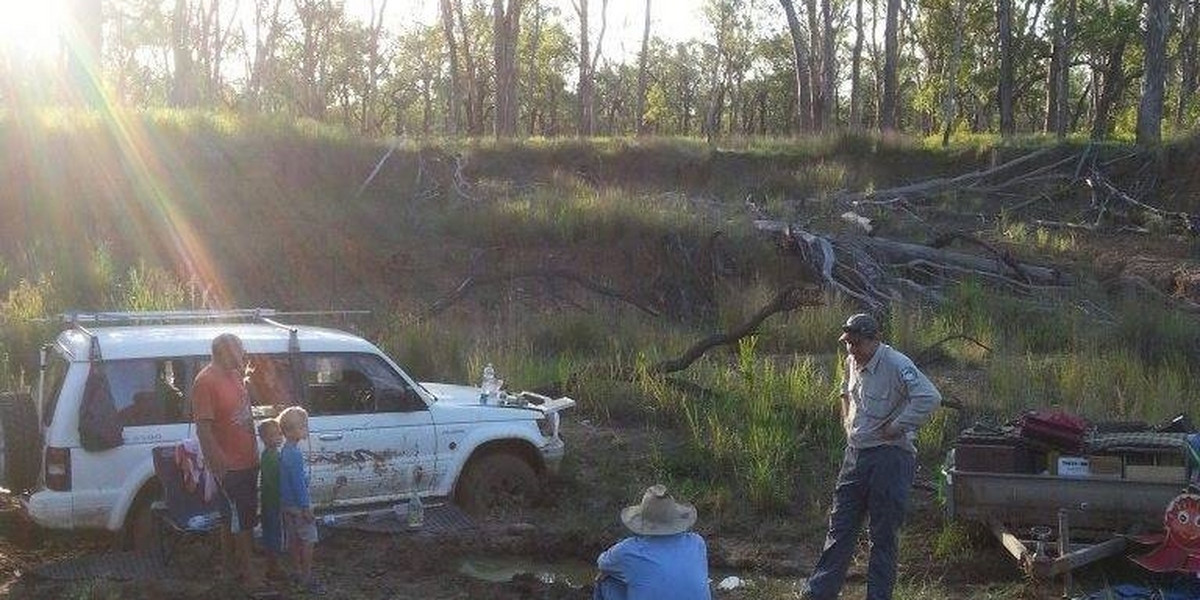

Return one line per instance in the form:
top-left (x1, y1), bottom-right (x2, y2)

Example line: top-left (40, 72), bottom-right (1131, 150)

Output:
top-left (0, 310), bottom-right (574, 543)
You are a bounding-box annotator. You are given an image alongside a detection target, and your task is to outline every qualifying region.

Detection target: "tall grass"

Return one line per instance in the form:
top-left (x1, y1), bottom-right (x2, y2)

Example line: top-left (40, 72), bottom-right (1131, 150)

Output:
top-left (634, 337), bottom-right (839, 511)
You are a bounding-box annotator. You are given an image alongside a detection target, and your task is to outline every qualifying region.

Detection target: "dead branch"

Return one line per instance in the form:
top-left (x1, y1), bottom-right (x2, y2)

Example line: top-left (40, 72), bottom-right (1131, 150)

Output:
top-left (647, 284), bottom-right (824, 375)
top-left (421, 267), bottom-right (660, 321)
top-left (452, 152), bottom-right (477, 202)
top-left (928, 231), bottom-right (1031, 283)
top-left (1090, 169), bottom-right (1194, 229)
top-left (1032, 219), bottom-right (1151, 235)
top-left (836, 148), bottom-right (1056, 205)
top-left (912, 334), bottom-right (994, 367)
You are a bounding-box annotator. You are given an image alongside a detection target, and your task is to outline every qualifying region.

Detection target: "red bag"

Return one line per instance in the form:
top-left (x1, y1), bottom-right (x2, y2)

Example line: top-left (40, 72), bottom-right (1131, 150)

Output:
top-left (1019, 410), bottom-right (1089, 453)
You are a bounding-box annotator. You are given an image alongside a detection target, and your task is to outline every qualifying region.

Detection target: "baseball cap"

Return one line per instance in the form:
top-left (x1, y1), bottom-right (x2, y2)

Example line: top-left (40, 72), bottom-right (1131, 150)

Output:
top-left (839, 313), bottom-right (880, 341)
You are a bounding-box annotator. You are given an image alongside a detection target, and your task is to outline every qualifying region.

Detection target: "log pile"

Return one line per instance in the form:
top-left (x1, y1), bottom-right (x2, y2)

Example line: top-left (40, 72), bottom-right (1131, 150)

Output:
top-left (756, 146), bottom-right (1196, 312)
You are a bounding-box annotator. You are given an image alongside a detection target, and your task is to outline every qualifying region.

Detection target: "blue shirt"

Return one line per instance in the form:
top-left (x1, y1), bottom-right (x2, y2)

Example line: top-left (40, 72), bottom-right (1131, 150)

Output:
top-left (596, 532), bottom-right (711, 600)
top-left (278, 441), bottom-right (310, 510)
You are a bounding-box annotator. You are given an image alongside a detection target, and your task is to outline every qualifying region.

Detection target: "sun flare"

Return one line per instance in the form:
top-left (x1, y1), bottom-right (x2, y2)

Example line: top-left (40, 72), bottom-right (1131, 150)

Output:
top-left (0, 1), bottom-right (68, 63)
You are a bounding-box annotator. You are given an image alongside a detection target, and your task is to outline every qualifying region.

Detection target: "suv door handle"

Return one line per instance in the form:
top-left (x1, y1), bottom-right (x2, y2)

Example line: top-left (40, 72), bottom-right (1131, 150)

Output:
top-left (317, 433), bottom-right (343, 441)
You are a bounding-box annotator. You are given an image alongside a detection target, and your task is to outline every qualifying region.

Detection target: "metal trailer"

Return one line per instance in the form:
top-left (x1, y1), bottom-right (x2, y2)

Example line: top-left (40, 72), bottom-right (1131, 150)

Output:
top-left (942, 448), bottom-right (1190, 589)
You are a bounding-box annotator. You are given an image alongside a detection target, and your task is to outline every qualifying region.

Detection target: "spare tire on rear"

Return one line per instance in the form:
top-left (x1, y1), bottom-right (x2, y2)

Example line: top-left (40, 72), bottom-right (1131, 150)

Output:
top-left (0, 392), bottom-right (41, 493)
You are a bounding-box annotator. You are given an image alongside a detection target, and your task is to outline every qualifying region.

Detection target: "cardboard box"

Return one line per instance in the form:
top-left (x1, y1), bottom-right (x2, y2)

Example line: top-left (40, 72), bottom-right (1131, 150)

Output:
top-left (1088, 455), bottom-right (1123, 478)
top-left (1125, 464), bottom-right (1187, 483)
top-left (1057, 456), bottom-right (1090, 478)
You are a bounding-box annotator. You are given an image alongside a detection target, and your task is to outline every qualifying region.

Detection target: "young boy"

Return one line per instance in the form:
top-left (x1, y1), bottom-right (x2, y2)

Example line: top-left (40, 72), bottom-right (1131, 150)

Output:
top-left (277, 406), bottom-right (323, 594)
top-left (257, 419), bottom-right (286, 581)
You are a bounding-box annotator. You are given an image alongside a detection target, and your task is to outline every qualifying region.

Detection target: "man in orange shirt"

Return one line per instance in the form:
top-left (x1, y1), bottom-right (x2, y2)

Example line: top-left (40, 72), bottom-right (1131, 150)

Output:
top-left (193, 333), bottom-right (261, 589)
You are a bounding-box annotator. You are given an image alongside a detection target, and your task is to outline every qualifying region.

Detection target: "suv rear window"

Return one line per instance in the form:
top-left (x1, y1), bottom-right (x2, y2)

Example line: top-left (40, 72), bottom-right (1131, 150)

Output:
top-left (107, 359), bottom-right (193, 426)
top-left (41, 351), bottom-right (69, 427)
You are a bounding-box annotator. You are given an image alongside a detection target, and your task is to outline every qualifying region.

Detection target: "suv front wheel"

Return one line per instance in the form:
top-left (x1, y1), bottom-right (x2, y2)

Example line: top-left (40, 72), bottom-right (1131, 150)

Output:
top-left (455, 452), bottom-right (540, 520)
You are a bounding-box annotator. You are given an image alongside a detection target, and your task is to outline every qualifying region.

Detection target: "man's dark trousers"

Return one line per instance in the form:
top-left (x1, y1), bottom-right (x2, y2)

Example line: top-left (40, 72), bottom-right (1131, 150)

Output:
top-left (805, 444), bottom-right (916, 600)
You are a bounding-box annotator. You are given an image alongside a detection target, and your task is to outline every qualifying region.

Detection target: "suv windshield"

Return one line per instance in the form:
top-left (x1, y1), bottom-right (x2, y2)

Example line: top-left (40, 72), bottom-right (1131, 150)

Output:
top-left (41, 348), bottom-right (69, 427)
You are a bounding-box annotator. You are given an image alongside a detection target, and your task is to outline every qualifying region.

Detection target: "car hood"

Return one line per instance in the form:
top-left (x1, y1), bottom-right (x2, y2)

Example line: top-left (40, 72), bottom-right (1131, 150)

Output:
top-left (420, 383), bottom-right (575, 421)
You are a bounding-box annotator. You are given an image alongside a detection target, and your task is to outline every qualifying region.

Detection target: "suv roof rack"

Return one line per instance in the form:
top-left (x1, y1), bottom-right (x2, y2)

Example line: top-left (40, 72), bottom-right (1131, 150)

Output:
top-left (59, 309), bottom-right (370, 326)
top-left (62, 308), bottom-right (281, 325)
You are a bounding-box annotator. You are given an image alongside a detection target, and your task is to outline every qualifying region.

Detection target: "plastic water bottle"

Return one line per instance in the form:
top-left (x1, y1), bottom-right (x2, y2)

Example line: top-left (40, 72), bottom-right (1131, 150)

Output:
top-left (407, 491), bottom-right (424, 528)
top-left (480, 363), bottom-right (497, 404)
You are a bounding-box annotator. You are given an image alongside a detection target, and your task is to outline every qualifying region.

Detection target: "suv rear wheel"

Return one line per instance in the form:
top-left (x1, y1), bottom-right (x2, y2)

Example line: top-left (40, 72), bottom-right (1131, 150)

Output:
top-left (0, 392), bottom-right (41, 493)
top-left (455, 452), bottom-right (540, 520)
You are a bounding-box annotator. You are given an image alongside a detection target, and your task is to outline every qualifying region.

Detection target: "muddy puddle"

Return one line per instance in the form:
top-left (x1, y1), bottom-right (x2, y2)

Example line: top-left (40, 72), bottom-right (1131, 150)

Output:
top-left (457, 555), bottom-right (597, 588)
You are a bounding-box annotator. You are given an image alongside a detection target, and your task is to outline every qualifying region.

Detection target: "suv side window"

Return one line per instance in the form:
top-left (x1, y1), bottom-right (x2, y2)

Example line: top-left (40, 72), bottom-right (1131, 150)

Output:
top-left (247, 354), bottom-right (300, 418)
top-left (303, 353), bottom-right (425, 416)
top-left (108, 359), bottom-right (190, 426)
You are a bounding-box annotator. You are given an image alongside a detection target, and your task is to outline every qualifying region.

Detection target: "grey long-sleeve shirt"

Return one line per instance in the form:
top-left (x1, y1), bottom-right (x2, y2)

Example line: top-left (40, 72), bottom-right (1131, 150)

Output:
top-left (841, 343), bottom-right (942, 454)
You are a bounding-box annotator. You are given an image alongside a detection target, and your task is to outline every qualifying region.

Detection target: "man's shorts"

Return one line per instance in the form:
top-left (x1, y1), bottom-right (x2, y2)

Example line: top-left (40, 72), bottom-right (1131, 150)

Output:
top-left (218, 468), bottom-right (260, 532)
top-left (283, 510), bottom-right (319, 544)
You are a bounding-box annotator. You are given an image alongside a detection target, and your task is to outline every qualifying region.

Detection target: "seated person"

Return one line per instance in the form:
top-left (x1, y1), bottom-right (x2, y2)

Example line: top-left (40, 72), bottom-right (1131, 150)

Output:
top-left (594, 484), bottom-right (711, 600)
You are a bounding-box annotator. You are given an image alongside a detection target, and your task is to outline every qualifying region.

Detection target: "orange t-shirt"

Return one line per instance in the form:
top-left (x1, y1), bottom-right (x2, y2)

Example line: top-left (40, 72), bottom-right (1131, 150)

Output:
top-left (192, 363), bottom-right (258, 471)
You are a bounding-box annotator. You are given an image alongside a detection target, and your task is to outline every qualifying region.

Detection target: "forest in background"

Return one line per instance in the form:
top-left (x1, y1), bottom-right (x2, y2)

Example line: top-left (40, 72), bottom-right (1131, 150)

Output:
top-left (1, 0), bottom-right (1196, 145)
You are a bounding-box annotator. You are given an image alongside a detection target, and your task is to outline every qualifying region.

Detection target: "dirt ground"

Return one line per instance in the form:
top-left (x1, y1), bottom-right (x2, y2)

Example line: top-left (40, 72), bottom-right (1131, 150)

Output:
top-left (0, 418), bottom-right (1073, 600)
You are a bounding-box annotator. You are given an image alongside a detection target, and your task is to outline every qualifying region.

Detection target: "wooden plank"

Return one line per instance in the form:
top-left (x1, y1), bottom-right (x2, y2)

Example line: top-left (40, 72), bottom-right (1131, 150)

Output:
top-left (1045, 536), bottom-right (1127, 577)
top-left (990, 521), bottom-right (1032, 564)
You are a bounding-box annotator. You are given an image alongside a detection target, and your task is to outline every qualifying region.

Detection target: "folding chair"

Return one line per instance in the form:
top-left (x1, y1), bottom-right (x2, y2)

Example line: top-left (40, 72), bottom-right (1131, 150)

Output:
top-left (150, 444), bottom-right (225, 565)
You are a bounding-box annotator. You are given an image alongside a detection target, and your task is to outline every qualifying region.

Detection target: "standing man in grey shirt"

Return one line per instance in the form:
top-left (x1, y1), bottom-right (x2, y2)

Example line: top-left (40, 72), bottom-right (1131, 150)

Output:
top-left (802, 313), bottom-right (941, 600)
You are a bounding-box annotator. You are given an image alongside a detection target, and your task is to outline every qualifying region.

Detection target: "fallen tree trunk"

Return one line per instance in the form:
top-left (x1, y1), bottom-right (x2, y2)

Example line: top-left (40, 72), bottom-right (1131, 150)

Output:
top-left (758, 220), bottom-right (1069, 310)
top-left (852, 235), bottom-right (1066, 286)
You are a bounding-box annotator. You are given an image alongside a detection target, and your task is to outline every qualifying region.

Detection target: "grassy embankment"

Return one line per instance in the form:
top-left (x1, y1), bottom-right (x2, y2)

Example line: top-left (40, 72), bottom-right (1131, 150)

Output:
top-left (1, 109), bottom-right (1199, 539)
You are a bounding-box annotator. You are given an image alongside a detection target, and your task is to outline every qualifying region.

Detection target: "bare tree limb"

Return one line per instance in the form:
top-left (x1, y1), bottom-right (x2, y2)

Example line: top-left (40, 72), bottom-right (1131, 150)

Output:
top-left (912, 334), bottom-right (994, 367)
top-left (647, 284), bottom-right (824, 374)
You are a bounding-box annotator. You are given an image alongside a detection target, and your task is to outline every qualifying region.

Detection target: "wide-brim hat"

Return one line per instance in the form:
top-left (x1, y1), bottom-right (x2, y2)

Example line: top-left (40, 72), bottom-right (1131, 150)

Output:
top-left (619, 484), bottom-right (697, 536)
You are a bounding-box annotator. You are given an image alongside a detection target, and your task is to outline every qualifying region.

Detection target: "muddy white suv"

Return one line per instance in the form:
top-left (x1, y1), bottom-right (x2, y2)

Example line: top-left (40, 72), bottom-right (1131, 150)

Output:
top-left (0, 310), bottom-right (574, 543)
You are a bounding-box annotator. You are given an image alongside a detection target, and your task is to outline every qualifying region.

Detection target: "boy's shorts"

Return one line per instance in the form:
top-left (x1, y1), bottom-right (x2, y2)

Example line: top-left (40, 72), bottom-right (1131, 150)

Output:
top-left (261, 506), bottom-right (283, 554)
top-left (283, 511), bottom-right (319, 544)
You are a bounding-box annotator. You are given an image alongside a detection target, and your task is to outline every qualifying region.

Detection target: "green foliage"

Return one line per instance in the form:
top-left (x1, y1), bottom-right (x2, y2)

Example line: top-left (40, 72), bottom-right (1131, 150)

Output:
top-left (122, 263), bottom-right (187, 311)
top-left (636, 336), bottom-right (838, 512)
top-left (931, 522), bottom-right (975, 561)
top-left (1108, 300), bottom-right (1200, 368)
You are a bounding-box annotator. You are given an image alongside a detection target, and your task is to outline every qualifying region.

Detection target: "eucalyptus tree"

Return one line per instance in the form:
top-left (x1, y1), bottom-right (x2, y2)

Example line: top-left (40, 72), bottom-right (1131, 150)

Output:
top-left (998, 0), bottom-right (1015, 136)
top-left (1178, 0), bottom-right (1200, 127)
top-left (245, 0), bottom-right (286, 112)
top-left (493, 0), bottom-right (523, 138)
top-left (387, 24), bottom-right (442, 136)
top-left (1077, 0), bottom-right (1140, 139)
top-left (635, 0), bottom-right (652, 135)
top-left (520, 2), bottom-right (573, 135)
top-left (439, 0), bottom-right (462, 134)
top-left (360, 0), bottom-right (391, 135)
top-left (1136, 0), bottom-right (1168, 145)
top-left (880, 0), bottom-right (899, 131)
top-left (290, 0), bottom-right (345, 119)
top-left (104, 0), bottom-right (174, 105)
top-left (701, 0), bottom-right (756, 140)
top-left (573, 0), bottom-right (608, 136)
top-left (778, 0), bottom-right (815, 131)
top-left (848, 0), bottom-right (865, 128)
